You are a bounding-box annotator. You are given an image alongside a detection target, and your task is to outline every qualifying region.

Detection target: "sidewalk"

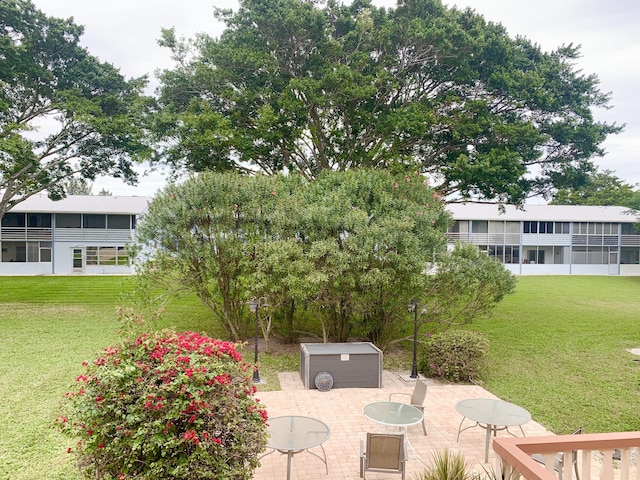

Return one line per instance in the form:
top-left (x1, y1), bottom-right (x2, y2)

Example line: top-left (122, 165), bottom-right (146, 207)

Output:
top-left (253, 371), bottom-right (553, 479)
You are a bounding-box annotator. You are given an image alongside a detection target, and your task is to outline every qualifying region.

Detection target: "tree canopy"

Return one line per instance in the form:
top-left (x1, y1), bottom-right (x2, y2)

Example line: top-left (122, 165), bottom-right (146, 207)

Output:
top-left (551, 169), bottom-right (640, 210)
top-left (0, 0), bottom-right (151, 217)
top-left (153, 0), bottom-right (621, 204)
top-left (132, 169), bottom-right (515, 347)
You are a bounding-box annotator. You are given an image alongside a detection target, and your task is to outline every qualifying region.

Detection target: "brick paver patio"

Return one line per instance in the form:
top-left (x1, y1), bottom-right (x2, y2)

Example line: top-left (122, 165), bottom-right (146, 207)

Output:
top-left (253, 371), bottom-right (553, 479)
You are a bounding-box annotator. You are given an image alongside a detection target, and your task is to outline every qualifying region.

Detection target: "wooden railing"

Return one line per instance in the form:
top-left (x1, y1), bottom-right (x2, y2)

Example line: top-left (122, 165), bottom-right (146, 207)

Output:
top-left (494, 432), bottom-right (640, 480)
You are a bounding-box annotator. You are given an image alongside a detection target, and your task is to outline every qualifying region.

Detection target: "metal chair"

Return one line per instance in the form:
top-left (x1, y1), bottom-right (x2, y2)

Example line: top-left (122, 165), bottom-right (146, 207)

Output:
top-left (360, 433), bottom-right (407, 480)
top-left (532, 427), bottom-right (583, 480)
top-left (388, 379), bottom-right (428, 435)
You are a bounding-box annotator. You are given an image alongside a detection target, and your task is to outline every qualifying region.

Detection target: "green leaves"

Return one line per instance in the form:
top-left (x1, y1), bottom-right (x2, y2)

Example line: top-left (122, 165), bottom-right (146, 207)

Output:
top-left (0, 0), bottom-right (151, 215)
top-left (133, 170), bottom-right (450, 346)
top-left (59, 331), bottom-right (267, 479)
top-left (153, 0), bottom-right (619, 204)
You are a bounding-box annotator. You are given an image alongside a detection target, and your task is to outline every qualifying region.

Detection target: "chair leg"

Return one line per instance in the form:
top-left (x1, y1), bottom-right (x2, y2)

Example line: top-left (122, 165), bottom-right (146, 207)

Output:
top-left (421, 417), bottom-right (427, 436)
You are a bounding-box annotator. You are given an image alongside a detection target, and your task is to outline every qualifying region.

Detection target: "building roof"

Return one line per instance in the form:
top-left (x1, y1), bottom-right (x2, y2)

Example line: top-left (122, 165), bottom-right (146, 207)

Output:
top-left (9, 195), bottom-right (150, 215)
top-left (446, 203), bottom-right (638, 223)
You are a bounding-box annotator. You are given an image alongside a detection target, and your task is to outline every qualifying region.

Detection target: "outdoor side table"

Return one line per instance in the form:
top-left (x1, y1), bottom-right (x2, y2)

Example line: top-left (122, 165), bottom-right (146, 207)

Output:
top-left (261, 415), bottom-right (331, 480)
top-left (455, 398), bottom-right (531, 463)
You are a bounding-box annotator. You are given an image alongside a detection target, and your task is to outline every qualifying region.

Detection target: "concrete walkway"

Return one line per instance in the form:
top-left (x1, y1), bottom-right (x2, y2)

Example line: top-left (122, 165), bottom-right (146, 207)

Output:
top-left (253, 371), bottom-right (553, 479)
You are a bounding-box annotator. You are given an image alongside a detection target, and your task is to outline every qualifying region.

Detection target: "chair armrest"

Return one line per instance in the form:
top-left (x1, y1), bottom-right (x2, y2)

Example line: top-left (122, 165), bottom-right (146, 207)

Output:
top-left (388, 392), bottom-right (411, 402)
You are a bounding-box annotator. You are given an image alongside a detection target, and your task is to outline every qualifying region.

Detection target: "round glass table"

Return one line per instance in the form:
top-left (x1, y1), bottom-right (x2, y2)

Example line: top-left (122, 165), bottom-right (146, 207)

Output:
top-left (263, 415), bottom-right (331, 480)
top-left (363, 401), bottom-right (423, 452)
top-left (455, 398), bottom-right (531, 463)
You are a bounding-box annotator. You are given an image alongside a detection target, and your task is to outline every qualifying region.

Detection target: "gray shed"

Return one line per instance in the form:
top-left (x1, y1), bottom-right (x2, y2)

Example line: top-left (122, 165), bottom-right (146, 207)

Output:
top-left (300, 342), bottom-right (383, 389)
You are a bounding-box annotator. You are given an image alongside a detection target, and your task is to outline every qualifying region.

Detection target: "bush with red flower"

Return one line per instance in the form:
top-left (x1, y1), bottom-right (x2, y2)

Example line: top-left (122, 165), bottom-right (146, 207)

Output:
top-left (58, 330), bottom-right (268, 479)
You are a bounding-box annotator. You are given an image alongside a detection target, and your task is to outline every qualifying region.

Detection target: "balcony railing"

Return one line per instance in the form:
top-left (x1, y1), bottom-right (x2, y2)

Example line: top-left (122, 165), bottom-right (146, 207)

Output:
top-left (494, 432), bottom-right (640, 480)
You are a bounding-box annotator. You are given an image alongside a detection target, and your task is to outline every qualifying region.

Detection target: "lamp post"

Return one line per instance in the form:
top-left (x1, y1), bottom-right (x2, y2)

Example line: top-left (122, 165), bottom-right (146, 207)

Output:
top-left (407, 300), bottom-right (426, 379)
top-left (248, 296), bottom-right (269, 383)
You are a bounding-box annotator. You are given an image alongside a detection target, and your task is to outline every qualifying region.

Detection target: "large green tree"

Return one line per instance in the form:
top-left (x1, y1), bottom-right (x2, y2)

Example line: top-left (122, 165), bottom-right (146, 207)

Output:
top-left (551, 169), bottom-right (640, 210)
top-left (132, 170), bottom-right (451, 343)
top-left (0, 0), bottom-right (151, 217)
top-left (153, 0), bottom-right (620, 204)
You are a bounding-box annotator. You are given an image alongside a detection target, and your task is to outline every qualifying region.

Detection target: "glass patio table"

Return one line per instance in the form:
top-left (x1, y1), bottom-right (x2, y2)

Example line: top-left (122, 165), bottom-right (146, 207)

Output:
top-left (363, 401), bottom-right (423, 452)
top-left (456, 398), bottom-right (531, 463)
top-left (261, 415), bottom-right (331, 480)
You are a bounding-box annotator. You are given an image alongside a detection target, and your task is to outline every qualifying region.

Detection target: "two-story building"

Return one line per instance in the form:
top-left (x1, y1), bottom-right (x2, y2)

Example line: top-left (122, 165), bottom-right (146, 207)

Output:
top-left (0, 195), bottom-right (149, 275)
top-left (446, 204), bottom-right (640, 276)
top-left (1, 197), bottom-right (639, 276)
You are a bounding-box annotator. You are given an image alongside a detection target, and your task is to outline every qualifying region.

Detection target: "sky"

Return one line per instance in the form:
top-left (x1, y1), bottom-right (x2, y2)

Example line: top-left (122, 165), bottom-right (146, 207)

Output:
top-left (31, 0), bottom-right (640, 198)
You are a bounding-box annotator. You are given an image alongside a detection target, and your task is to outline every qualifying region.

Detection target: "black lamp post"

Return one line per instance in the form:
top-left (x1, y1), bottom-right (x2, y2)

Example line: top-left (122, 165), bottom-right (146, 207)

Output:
top-left (248, 296), bottom-right (268, 383)
top-left (407, 300), bottom-right (426, 379)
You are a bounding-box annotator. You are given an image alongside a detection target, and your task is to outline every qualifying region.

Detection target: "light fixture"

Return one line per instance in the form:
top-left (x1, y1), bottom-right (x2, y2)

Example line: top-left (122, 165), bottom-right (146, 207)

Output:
top-left (248, 296), bottom-right (269, 383)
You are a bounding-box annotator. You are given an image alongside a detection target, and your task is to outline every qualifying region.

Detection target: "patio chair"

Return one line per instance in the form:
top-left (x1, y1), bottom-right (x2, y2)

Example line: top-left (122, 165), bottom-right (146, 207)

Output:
top-left (532, 427), bottom-right (583, 480)
top-left (388, 379), bottom-right (428, 435)
top-left (360, 432), bottom-right (407, 480)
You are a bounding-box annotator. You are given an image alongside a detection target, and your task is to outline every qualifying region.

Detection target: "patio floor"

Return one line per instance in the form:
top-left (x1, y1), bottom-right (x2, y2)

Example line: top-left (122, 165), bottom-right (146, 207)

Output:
top-left (252, 371), bottom-right (553, 479)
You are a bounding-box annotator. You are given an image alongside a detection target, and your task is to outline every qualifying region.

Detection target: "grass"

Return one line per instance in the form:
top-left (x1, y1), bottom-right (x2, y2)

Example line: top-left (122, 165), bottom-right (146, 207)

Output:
top-left (0, 275), bottom-right (639, 479)
top-left (463, 275), bottom-right (640, 434)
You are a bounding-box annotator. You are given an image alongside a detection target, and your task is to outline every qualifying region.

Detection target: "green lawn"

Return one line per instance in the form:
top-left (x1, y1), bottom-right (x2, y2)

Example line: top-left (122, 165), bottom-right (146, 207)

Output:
top-left (464, 275), bottom-right (640, 434)
top-left (0, 275), bottom-right (638, 479)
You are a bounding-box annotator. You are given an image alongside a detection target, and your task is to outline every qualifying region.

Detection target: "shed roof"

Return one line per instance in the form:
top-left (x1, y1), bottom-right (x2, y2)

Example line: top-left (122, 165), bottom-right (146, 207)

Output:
top-left (446, 203), bottom-right (638, 223)
top-left (8, 195), bottom-right (150, 215)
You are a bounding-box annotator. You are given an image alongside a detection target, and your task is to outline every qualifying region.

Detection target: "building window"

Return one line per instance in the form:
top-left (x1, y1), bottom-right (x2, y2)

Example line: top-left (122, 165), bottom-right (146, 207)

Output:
top-left (539, 222), bottom-right (554, 234)
top-left (99, 247), bottom-right (117, 265)
top-left (524, 221), bottom-right (556, 234)
top-left (471, 221), bottom-right (488, 233)
top-left (56, 214), bottom-right (82, 228)
top-left (555, 222), bottom-right (570, 234)
top-left (489, 222), bottom-right (504, 234)
top-left (85, 246), bottom-right (130, 266)
top-left (523, 247), bottom-right (547, 264)
top-left (40, 245), bottom-right (52, 262)
top-left (83, 214), bottom-right (106, 229)
top-left (505, 222), bottom-right (520, 234)
top-left (573, 222), bottom-right (588, 235)
top-left (553, 246), bottom-right (569, 264)
top-left (572, 246), bottom-right (617, 264)
top-left (117, 246), bottom-right (130, 265)
top-left (27, 214), bottom-right (52, 228)
top-left (86, 246), bottom-right (98, 265)
top-left (107, 215), bottom-right (131, 229)
top-left (621, 247), bottom-right (640, 264)
top-left (1, 241), bottom-right (51, 262)
top-left (2, 213), bottom-right (25, 228)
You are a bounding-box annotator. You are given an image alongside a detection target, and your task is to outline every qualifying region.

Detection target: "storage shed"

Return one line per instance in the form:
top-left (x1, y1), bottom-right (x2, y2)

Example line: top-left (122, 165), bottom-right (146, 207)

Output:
top-left (300, 342), bottom-right (383, 389)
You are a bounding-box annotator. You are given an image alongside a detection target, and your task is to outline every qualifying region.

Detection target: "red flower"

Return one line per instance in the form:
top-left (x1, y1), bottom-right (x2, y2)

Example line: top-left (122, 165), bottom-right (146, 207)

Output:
top-left (183, 430), bottom-right (199, 444)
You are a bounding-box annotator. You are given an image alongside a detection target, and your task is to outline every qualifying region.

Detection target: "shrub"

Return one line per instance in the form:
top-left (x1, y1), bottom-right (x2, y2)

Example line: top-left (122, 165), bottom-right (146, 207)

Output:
top-left (58, 330), bottom-right (268, 480)
top-left (419, 330), bottom-right (489, 382)
top-left (415, 449), bottom-right (471, 480)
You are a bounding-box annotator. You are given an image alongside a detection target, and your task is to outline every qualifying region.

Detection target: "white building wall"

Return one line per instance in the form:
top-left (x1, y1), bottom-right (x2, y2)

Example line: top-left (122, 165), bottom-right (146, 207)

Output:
top-left (620, 265), bottom-right (640, 276)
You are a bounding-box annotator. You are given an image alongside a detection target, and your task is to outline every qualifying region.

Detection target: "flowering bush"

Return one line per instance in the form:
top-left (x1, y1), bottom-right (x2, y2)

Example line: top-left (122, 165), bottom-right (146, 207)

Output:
top-left (58, 330), bottom-right (268, 479)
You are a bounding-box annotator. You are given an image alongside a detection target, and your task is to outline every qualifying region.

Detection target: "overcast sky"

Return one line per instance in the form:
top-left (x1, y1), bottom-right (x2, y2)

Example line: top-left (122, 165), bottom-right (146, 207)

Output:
top-left (31, 0), bottom-right (640, 198)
